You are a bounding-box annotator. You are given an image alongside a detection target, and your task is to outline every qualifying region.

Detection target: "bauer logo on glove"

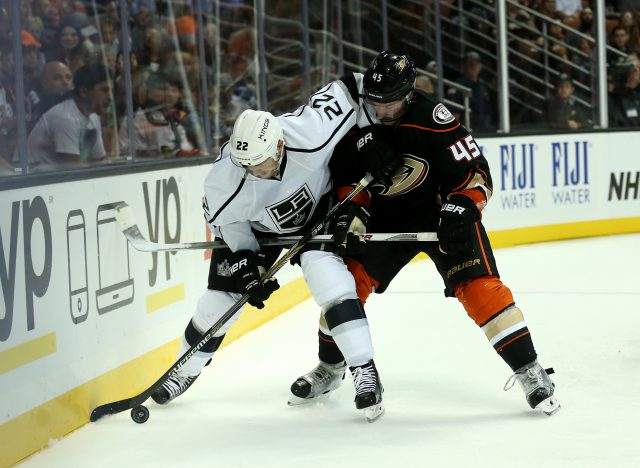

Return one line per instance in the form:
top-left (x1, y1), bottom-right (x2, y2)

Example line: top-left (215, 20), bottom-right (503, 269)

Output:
top-left (441, 203), bottom-right (467, 215)
top-left (437, 195), bottom-right (480, 256)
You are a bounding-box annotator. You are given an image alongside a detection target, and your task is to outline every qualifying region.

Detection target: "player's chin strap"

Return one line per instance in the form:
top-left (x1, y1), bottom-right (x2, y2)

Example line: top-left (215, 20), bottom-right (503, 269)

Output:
top-left (90, 173), bottom-right (375, 422)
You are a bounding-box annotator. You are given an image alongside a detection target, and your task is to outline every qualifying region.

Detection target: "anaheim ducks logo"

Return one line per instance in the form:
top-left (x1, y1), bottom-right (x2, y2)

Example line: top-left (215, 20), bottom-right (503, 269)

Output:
top-left (373, 154), bottom-right (429, 196)
top-left (396, 57), bottom-right (406, 72)
top-left (433, 103), bottom-right (455, 124)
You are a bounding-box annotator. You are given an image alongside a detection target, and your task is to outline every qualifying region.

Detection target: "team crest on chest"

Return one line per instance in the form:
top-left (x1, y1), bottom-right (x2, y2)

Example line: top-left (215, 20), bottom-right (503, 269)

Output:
top-left (267, 184), bottom-right (316, 231)
top-left (433, 103), bottom-right (455, 124)
top-left (375, 154), bottom-right (429, 197)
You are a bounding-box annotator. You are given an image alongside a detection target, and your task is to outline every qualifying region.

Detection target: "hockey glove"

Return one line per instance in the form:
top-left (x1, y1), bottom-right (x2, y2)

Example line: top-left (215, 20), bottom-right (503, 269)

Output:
top-left (438, 194), bottom-right (480, 255)
top-left (357, 126), bottom-right (402, 188)
top-left (231, 250), bottom-right (280, 309)
top-left (332, 202), bottom-right (371, 257)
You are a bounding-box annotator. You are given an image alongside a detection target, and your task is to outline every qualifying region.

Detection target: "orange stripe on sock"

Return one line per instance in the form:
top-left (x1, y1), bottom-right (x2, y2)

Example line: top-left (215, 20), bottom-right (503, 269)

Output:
top-left (496, 331), bottom-right (530, 352)
top-left (318, 333), bottom-right (336, 344)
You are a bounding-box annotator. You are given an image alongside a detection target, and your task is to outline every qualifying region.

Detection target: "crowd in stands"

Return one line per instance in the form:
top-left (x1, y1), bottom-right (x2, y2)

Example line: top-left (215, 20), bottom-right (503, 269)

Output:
top-left (1, 0), bottom-right (259, 175)
top-left (425, 0), bottom-right (640, 132)
top-left (2, 0), bottom-right (640, 176)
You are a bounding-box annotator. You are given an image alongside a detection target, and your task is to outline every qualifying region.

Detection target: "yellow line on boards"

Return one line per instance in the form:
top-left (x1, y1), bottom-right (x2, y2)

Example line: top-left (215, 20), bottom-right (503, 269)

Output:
top-left (0, 332), bottom-right (57, 376)
top-left (488, 217), bottom-right (640, 248)
top-left (146, 283), bottom-right (185, 313)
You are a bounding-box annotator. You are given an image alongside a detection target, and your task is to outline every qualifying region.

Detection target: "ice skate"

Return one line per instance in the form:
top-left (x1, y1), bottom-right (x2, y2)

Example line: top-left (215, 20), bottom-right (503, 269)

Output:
top-left (350, 360), bottom-right (384, 422)
top-left (151, 372), bottom-right (200, 405)
top-left (288, 361), bottom-right (346, 406)
top-left (504, 360), bottom-right (560, 416)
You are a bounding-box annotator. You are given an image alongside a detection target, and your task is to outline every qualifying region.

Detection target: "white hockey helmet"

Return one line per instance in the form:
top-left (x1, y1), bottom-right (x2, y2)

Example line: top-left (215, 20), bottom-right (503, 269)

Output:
top-left (230, 109), bottom-right (284, 167)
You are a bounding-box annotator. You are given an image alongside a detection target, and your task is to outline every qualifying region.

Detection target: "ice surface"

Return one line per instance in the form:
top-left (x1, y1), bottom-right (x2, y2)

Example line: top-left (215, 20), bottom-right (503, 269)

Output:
top-left (19, 234), bottom-right (640, 468)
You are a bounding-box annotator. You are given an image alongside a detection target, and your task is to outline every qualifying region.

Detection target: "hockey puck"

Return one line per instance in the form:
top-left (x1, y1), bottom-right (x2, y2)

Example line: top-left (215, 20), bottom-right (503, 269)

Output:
top-left (130, 405), bottom-right (149, 424)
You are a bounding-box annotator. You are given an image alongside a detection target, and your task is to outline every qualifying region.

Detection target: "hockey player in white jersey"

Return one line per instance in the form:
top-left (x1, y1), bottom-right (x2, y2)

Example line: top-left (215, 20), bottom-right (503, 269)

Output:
top-left (151, 77), bottom-right (396, 422)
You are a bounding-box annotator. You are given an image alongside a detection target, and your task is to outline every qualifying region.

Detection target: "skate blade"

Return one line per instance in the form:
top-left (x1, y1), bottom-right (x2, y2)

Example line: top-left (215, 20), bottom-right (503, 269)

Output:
top-left (364, 403), bottom-right (385, 423)
top-left (537, 396), bottom-right (561, 416)
top-left (287, 392), bottom-right (330, 406)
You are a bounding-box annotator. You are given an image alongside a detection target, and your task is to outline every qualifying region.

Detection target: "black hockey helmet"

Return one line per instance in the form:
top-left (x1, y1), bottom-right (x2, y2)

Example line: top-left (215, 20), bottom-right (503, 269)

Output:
top-left (363, 51), bottom-right (417, 103)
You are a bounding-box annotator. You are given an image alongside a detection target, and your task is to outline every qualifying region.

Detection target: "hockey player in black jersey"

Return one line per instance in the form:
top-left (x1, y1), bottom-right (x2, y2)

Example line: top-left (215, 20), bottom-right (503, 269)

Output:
top-left (290, 51), bottom-right (560, 416)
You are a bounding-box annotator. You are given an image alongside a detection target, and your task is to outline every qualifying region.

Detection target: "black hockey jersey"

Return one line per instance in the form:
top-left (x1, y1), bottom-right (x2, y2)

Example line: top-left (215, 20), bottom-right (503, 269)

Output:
top-left (330, 90), bottom-right (493, 232)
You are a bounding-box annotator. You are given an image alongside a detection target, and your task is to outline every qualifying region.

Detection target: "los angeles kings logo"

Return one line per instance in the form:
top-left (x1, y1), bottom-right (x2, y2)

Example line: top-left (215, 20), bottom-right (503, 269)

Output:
top-left (267, 184), bottom-right (316, 231)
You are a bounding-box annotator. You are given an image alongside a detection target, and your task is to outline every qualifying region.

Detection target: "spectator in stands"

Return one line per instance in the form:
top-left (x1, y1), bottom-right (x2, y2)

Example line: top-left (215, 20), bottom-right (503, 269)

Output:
top-left (203, 22), bottom-right (220, 81)
top-left (578, 7), bottom-right (595, 35)
top-left (138, 24), bottom-right (164, 73)
top-left (226, 27), bottom-right (255, 82)
top-left (608, 55), bottom-right (640, 127)
top-left (31, 60), bottom-right (73, 123)
top-left (0, 48), bottom-right (17, 168)
top-left (538, 0), bottom-right (565, 21)
top-left (45, 23), bottom-right (93, 72)
top-left (546, 73), bottom-right (591, 129)
top-left (628, 11), bottom-right (640, 52)
top-left (21, 31), bottom-right (45, 128)
top-left (129, 4), bottom-right (157, 57)
top-left (547, 23), bottom-right (572, 74)
top-left (448, 51), bottom-right (495, 132)
top-left (26, 63), bottom-right (111, 170)
top-left (170, 14), bottom-right (197, 55)
top-left (620, 10), bottom-right (636, 31)
top-left (571, 37), bottom-right (595, 95)
top-left (113, 50), bottom-right (139, 117)
top-left (119, 72), bottom-right (199, 158)
top-left (608, 25), bottom-right (633, 64)
top-left (38, 3), bottom-right (61, 58)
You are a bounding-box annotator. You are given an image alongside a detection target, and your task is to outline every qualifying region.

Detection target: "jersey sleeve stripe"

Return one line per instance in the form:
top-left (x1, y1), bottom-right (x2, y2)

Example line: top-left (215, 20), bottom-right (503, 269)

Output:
top-left (213, 141), bottom-right (229, 164)
top-left (209, 176), bottom-right (247, 224)
top-left (451, 169), bottom-right (475, 193)
top-left (339, 73), bottom-right (360, 104)
top-left (285, 108), bottom-right (355, 153)
top-left (399, 122), bottom-right (461, 133)
top-left (280, 105), bottom-right (307, 118)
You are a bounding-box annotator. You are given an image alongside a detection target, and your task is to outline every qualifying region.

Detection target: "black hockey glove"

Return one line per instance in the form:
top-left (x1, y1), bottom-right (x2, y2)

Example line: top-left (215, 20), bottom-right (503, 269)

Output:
top-left (438, 194), bottom-right (480, 256)
top-left (357, 126), bottom-right (402, 188)
top-left (332, 202), bottom-right (371, 257)
top-left (231, 250), bottom-right (280, 309)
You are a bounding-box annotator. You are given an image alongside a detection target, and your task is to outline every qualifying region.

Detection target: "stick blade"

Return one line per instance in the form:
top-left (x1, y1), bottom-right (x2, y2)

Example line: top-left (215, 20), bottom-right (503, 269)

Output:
top-left (90, 399), bottom-right (133, 422)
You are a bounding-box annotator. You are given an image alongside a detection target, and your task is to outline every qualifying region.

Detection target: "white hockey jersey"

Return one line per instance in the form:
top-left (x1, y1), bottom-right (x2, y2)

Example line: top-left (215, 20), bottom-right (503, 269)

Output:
top-left (203, 74), bottom-right (378, 253)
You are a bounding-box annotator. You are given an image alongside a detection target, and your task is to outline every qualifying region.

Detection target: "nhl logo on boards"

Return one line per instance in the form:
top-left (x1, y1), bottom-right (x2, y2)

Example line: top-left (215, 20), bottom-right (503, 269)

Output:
top-left (433, 103), bottom-right (454, 124)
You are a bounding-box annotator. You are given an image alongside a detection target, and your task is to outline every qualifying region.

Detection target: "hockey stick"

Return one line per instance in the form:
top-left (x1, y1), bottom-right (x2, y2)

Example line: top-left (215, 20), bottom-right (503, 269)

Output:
top-left (113, 203), bottom-right (437, 252)
top-left (90, 174), bottom-right (375, 422)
